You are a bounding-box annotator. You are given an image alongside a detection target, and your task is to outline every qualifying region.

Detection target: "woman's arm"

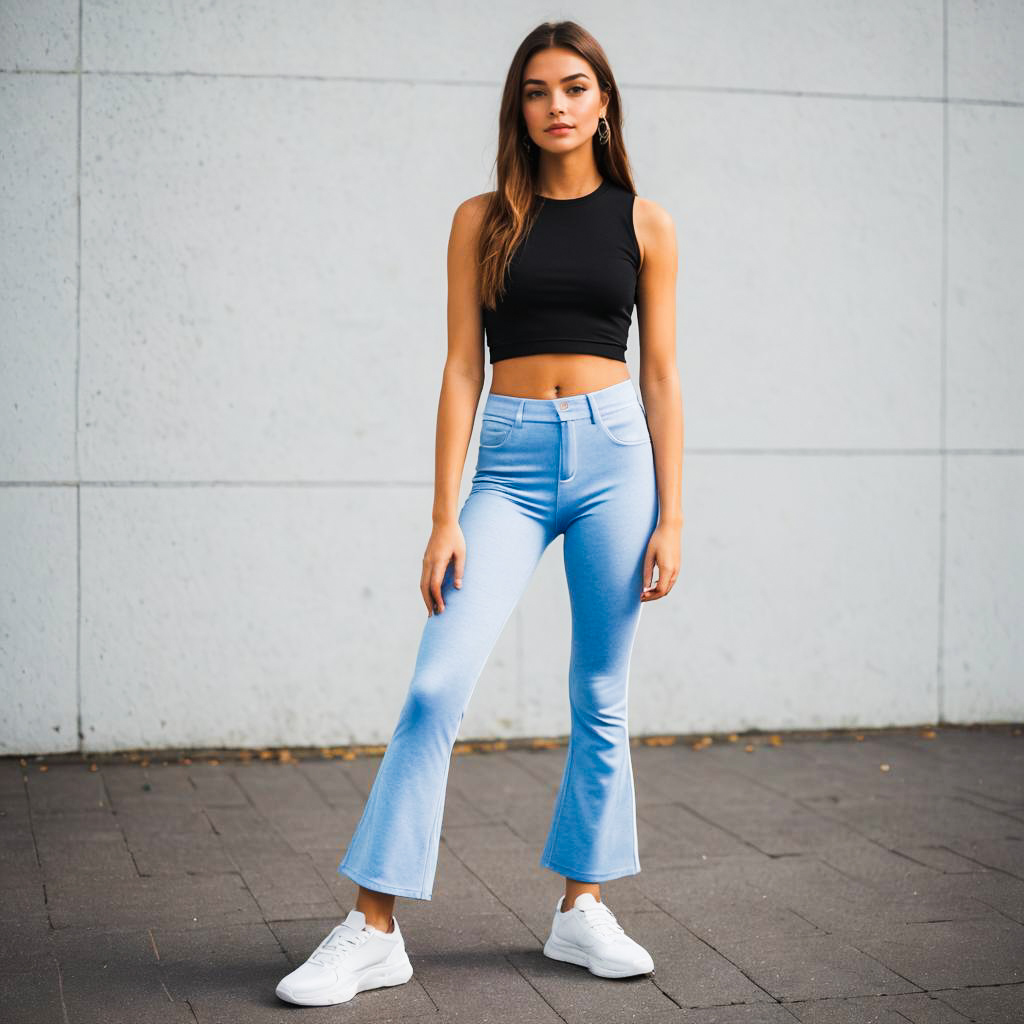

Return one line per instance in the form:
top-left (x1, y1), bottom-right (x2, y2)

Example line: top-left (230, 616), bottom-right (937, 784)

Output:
top-left (634, 197), bottom-right (683, 602)
top-left (421, 194), bottom-right (490, 616)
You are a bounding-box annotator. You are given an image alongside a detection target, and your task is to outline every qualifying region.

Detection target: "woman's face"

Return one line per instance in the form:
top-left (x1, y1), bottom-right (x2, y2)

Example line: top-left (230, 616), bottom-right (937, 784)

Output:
top-left (520, 46), bottom-right (608, 153)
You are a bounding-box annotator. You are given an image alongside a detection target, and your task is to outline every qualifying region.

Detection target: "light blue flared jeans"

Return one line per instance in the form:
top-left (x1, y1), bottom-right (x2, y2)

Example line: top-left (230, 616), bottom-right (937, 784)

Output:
top-left (338, 377), bottom-right (659, 899)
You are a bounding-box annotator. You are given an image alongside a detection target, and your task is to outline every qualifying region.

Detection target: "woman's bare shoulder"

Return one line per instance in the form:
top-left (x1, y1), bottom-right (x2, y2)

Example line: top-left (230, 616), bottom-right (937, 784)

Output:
top-left (634, 194), bottom-right (675, 235)
top-left (449, 192), bottom-right (494, 250)
top-left (452, 191), bottom-right (495, 227)
top-left (632, 194), bottom-right (676, 272)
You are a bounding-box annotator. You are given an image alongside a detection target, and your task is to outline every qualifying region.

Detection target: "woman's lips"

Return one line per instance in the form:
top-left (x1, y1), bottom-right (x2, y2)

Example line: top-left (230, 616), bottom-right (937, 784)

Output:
top-left (546, 126), bottom-right (572, 135)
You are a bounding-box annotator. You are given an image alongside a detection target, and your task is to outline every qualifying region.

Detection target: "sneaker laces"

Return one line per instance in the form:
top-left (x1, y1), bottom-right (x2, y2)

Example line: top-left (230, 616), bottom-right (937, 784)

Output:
top-left (310, 924), bottom-right (371, 966)
top-left (580, 902), bottom-right (626, 939)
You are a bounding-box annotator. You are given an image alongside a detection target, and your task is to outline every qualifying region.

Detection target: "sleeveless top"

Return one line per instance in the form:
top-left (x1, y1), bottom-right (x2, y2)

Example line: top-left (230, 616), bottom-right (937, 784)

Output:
top-left (482, 178), bottom-right (641, 364)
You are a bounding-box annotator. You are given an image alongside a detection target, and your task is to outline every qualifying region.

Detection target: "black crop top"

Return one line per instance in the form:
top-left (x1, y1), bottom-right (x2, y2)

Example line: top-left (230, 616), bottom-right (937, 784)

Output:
top-left (482, 177), bottom-right (641, 364)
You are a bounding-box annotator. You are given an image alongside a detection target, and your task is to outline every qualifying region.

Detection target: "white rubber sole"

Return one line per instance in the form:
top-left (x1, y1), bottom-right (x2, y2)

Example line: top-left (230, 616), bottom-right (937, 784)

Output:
top-left (543, 935), bottom-right (654, 979)
top-left (275, 954), bottom-right (414, 1006)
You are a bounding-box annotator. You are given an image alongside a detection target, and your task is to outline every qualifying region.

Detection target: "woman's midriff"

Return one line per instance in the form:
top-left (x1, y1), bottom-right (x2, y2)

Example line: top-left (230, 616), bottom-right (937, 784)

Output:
top-left (489, 352), bottom-right (631, 400)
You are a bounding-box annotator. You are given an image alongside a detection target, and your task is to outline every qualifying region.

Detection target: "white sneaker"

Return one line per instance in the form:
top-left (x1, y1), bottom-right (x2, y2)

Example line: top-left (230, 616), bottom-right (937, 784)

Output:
top-left (543, 892), bottom-right (655, 978)
top-left (275, 908), bottom-right (414, 1006)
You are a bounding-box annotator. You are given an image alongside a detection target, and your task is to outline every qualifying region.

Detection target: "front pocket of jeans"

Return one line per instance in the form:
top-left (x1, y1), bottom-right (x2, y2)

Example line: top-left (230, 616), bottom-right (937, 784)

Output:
top-left (597, 402), bottom-right (650, 445)
top-left (479, 416), bottom-right (514, 448)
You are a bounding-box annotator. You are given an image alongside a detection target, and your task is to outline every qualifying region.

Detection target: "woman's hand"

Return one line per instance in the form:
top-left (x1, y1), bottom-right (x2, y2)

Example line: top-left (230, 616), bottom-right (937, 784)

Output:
top-left (421, 520), bottom-right (466, 616)
top-left (641, 521), bottom-right (682, 602)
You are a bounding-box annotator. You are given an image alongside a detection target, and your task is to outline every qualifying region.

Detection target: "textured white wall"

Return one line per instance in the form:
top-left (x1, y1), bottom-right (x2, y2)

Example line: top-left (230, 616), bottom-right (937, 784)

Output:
top-left (1, 1), bottom-right (1021, 755)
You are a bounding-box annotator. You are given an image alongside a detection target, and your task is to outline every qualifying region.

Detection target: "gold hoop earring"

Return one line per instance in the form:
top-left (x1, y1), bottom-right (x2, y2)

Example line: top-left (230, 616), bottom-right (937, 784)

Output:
top-left (597, 115), bottom-right (611, 145)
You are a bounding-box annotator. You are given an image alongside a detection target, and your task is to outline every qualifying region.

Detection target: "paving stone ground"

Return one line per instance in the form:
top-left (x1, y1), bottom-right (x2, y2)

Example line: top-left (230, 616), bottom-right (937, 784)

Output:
top-left (2, 726), bottom-right (1023, 1023)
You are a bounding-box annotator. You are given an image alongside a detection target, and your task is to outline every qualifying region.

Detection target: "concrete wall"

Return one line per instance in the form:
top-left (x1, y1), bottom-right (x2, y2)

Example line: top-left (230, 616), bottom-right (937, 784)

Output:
top-left (1, 1), bottom-right (1021, 755)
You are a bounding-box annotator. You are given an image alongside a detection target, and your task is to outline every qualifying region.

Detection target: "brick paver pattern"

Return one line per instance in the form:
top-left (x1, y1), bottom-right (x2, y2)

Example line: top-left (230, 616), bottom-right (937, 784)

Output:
top-left (2, 726), bottom-right (1022, 1022)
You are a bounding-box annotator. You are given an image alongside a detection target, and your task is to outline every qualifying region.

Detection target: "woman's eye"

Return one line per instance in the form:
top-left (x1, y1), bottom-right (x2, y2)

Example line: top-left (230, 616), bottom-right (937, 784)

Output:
top-left (524, 85), bottom-right (586, 99)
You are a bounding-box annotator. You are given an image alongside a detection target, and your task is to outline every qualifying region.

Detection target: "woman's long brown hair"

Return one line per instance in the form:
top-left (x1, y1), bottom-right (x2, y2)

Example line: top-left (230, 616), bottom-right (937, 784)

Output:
top-left (478, 21), bottom-right (638, 310)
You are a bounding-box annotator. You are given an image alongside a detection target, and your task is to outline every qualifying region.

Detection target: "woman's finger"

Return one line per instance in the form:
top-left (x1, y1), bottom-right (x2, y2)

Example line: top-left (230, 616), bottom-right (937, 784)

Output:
top-left (429, 561), bottom-right (448, 614)
top-left (642, 545), bottom-right (656, 594)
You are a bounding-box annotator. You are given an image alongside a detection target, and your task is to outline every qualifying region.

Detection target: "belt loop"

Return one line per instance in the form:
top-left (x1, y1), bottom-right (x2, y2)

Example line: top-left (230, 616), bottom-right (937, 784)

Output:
top-left (515, 400), bottom-right (525, 428)
top-left (585, 392), bottom-right (598, 424)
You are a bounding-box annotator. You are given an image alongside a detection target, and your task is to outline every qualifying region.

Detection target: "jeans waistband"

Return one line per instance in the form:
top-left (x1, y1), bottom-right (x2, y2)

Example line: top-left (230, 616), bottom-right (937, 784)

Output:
top-left (482, 378), bottom-right (640, 424)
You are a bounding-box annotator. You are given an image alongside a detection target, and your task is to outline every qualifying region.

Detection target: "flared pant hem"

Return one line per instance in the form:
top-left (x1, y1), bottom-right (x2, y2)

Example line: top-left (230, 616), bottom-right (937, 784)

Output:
top-left (539, 856), bottom-right (642, 884)
top-left (338, 860), bottom-right (433, 901)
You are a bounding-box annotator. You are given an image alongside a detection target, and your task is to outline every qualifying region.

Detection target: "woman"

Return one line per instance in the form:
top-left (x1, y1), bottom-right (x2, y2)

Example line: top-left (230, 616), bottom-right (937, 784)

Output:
top-left (277, 19), bottom-right (682, 1007)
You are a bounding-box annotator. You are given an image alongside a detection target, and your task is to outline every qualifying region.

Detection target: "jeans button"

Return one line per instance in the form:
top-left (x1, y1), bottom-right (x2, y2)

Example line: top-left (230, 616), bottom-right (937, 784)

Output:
top-left (559, 400), bottom-right (569, 410)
